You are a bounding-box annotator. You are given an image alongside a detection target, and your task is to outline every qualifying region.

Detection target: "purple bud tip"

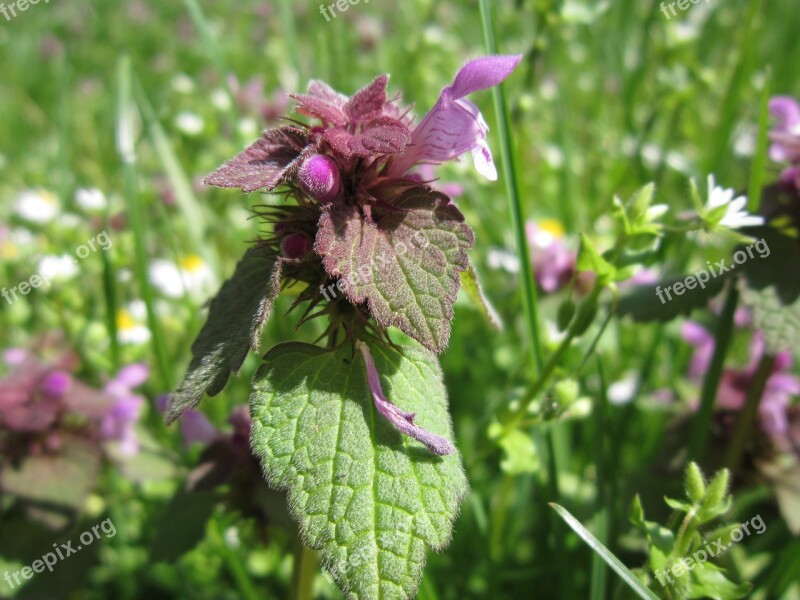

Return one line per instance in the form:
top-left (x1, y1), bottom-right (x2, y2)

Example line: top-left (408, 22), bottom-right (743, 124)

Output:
top-left (357, 341), bottom-right (455, 456)
top-left (281, 232), bottom-right (313, 259)
top-left (298, 154), bottom-right (340, 202)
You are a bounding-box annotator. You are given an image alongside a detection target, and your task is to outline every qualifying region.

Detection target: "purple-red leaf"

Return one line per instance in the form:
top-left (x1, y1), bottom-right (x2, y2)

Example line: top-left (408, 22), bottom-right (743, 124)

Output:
top-left (359, 116), bottom-right (409, 154)
top-left (345, 74), bottom-right (389, 122)
top-left (316, 185), bottom-right (475, 352)
top-left (205, 127), bottom-right (308, 193)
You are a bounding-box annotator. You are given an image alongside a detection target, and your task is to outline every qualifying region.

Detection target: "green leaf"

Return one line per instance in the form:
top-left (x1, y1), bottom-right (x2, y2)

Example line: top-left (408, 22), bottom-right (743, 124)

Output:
top-left (168, 247), bottom-right (281, 423)
top-left (577, 234), bottom-right (615, 285)
top-left (549, 503), bottom-right (660, 600)
top-left (617, 274), bottom-right (727, 323)
top-left (739, 283), bottom-right (800, 355)
top-left (685, 462), bottom-right (706, 503)
top-left (688, 562), bottom-right (751, 599)
top-left (487, 423), bottom-right (538, 475)
top-left (149, 490), bottom-right (216, 562)
top-left (250, 339), bottom-right (467, 599)
top-left (663, 496), bottom-right (695, 513)
top-left (460, 264), bottom-right (503, 330)
top-left (738, 225), bottom-right (800, 303)
top-left (316, 185), bottom-right (475, 353)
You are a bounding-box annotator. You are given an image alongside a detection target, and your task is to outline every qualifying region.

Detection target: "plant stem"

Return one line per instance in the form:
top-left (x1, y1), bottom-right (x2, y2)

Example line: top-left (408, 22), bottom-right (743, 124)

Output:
top-left (208, 518), bottom-right (261, 600)
top-left (290, 539), bottom-right (319, 600)
top-left (478, 0), bottom-right (543, 372)
top-left (725, 353), bottom-right (776, 470)
top-left (688, 281), bottom-right (739, 460)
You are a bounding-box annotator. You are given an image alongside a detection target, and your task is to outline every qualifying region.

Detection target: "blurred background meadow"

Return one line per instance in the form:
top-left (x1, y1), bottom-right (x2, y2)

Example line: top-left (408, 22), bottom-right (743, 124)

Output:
top-left (1, 0), bottom-right (799, 598)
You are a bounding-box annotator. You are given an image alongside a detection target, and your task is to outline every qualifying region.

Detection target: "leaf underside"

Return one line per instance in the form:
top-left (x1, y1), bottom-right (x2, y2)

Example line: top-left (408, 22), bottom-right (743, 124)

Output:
top-left (167, 247), bottom-right (281, 424)
top-left (249, 339), bottom-right (467, 600)
top-left (316, 185), bottom-right (475, 353)
top-left (616, 275), bottom-right (727, 323)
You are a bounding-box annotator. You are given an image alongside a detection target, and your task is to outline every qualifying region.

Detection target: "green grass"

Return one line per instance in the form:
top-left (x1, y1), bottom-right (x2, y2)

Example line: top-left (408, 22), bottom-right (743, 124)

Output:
top-left (0, 1), bottom-right (798, 598)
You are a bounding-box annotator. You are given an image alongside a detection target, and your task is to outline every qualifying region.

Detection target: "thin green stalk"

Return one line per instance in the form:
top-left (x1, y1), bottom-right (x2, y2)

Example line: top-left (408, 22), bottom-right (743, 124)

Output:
top-left (290, 540), bottom-right (319, 600)
top-left (747, 67), bottom-right (772, 213)
top-left (688, 281), bottom-right (739, 460)
top-left (704, 0), bottom-right (764, 174)
top-left (180, 0), bottom-right (241, 132)
top-left (590, 360), bottom-right (610, 600)
top-left (478, 0), bottom-right (543, 372)
top-left (489, 474), bottom-right (516, 562)
top-left (208, 518), bottom-right (261, 600)
top-left (725, 353), bottom-right (776, 470)
top-left (116, 55), bottom-right (172, 391)
top-left (507, 286), bottom-right (603, 430)
top-left (277, 0), bottom-right (303, 83)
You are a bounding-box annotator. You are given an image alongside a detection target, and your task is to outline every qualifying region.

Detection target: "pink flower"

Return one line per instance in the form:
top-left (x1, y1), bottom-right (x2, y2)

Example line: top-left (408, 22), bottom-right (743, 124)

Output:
top-left (526, 220), bottom-right (576, 293)
top-left (180, 409), bottom-right (220, 447)
top-left (769, 96), bottom-right (800, 163)
top-left (681, 321), bottom-right (716, 379)
top-left (387, 55), bottom-right (522, 181)
top-left (683, 326), bottom-right (800, 444)
top-left (100, 363), bottom-right (149, 456)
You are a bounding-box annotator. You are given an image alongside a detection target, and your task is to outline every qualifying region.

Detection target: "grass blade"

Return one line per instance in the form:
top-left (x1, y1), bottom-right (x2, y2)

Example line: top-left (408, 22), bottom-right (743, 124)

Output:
top-left (478, 0), bottom-right (543, 371)
top-left (549, 503), bottom-right (659, 600)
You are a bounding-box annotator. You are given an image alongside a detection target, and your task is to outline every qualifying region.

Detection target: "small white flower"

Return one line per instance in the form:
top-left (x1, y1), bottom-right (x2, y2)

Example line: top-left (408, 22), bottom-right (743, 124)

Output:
top-left (175, 111), bottom-right (204, 136)
top-left (171, 73), bottom-right (195, 94)
top-left (117, 304), bottom-right (151, 345)
top-left (149, 256), bottom-right (214, 299)
top-left (75, 187), bottom-right (107, 211)
top-left (486, 248), bottom-right (520, 274)
top-left (38, 254), bottom-right (79, 281)
top-left (211, 88), bottom-right (232, 111)
top-left (608, 372), bottom-right (638, 405)
top-left (705, 175), bottom-right (764, 229)
top-left (13, 190), bottom-right (60, 223)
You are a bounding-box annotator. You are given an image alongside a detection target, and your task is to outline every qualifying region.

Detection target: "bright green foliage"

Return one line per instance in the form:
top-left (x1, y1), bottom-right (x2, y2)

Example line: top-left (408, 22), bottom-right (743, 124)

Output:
top-left (629, 463), bottom-right (750, 599)
top-left (249, 339), bottom-right (467, 599)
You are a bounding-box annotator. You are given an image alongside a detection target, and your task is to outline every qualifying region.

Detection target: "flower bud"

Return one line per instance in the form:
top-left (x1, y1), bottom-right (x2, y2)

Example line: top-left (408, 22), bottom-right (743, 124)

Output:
top-left (281, 232), bottom-right (313, 259)
top-left (297, 154), bottom-right (340, 203)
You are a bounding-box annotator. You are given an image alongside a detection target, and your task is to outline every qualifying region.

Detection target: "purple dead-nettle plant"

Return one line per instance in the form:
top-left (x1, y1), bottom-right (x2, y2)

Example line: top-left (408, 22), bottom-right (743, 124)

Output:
top-left (167, 55), bottom-right (520, 599)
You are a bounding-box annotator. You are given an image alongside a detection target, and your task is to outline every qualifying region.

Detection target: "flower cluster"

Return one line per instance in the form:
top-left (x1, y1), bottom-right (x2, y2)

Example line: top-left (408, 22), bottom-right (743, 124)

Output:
top-left (0, 348), bottom-right (148, 457)
top-left (682, 322), bottom-right (800, 450)
top-left (180, 56), bottom-right (522, 454)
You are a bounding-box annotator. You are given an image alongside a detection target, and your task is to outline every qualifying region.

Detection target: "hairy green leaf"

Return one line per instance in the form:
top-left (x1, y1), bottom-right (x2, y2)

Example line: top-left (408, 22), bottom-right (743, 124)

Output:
top-left (739, 283), bottom-right (800, 354)
top-left (168, 247), bottom-right (281, 423)
top-left (250, 339), bottom-right (467, 599)
top-left (316, 185), bottom-right (475, 353)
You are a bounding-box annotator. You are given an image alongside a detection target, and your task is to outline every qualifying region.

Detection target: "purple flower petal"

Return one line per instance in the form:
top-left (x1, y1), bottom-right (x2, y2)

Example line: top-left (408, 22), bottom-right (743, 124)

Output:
top-left (387, 54), bottom-right (522, 180)
top-left (769, 96), bottom-right (800, 162)
top-left (357, 342), bottom-right (454, 456)
top-left (114, 363), bottom-right (149, 389)
top-left (181, 409), bottom-right (219, 447)
top-left (3, 348), bottom-right (28, 366)
top-left (681, 321), bottom-right (715, 379)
